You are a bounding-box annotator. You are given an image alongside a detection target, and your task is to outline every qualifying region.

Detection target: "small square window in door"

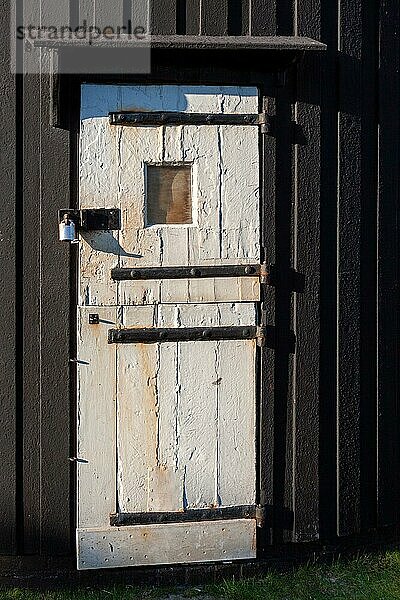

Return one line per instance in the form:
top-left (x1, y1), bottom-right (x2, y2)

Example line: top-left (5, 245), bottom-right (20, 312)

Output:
top-left (146, 164), bottom-right (193, 225)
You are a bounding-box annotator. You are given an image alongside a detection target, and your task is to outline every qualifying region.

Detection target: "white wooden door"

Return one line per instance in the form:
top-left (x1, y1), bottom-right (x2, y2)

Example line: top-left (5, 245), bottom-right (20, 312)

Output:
top-left (76, 84), bottom-right (261, 570)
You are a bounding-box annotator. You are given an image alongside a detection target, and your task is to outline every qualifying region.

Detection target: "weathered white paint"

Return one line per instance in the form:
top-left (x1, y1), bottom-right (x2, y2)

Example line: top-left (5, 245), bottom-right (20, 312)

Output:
top-left (81, 84), bottom-right (259, 120)
top-left (79, 85), bottom-right (260, 307)
top-left (78, 85), bottom-right (260, 569)
top-left (77, 307), bottom-right (117, 528)
top-left (77, 519), bottom-right (257, 570)
top-left (116, 303), bottom-right (257, 514)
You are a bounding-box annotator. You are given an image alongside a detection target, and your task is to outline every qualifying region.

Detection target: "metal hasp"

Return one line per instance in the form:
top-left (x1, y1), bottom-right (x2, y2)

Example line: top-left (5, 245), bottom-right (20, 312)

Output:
top-left (110, 505), bottom-right (257, 527)
top-left (111, 264), bottom-right (263, 281)
top-left (57, 208), bottom-right (121, 231)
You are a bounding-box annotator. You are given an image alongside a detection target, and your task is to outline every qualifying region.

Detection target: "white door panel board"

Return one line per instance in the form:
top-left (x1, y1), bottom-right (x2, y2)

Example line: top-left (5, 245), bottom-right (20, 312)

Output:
top-left (77, 307), bottom-right (117, 528)
top-left (77, 519), bottom-right (257, 570)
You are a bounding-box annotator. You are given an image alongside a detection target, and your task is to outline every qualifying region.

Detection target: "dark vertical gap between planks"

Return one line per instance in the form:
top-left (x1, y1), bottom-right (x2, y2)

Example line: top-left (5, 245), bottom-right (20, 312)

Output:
top-left (276, 0), bottom-right (295, 35)
top-left (176, 0), bottom-right (187, 34)
top-left (69, 0), bottom-right (79, 28)
top-left (337, 0), bottom-right (362, 537)
top-left (359, 0), bottom-right (379, 533)
top-left (293, 0), bottom-right (321, 542)
top-left (273, 83), bottom-right (296, 545)
top-left (228, 0), bottom-right (242, 35)
top-left (318, 0), bottom-right (339, 544)
top-left (377, 0), bottom-right (400, 529)
top-left (0, 0), bottom-right (17, 555)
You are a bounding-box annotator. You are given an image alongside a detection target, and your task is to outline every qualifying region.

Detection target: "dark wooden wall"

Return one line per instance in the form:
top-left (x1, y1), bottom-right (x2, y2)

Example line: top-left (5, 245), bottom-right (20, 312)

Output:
top-left (0, 0), bottom-right (398, 559)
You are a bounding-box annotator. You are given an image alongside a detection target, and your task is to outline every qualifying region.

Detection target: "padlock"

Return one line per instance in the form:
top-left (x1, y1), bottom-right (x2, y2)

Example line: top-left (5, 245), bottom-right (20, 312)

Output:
top-left (59, 213), bottom-right (77, 242)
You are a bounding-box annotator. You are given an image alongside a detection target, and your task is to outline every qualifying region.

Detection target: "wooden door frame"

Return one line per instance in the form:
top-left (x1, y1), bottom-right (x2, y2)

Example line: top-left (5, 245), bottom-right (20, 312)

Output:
top-left (62, 51), bottom-right (292, 557)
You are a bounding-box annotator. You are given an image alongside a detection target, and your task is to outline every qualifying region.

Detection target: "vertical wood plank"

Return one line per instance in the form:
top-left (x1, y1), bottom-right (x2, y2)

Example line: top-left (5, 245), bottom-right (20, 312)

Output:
top-left (117, 306), bottom-right (159, 513)
top-left (21, 0), bottom-right (42, 557)
top-left (292, 0), bottom-right (321, 542)
top-left (377, 0), bottom-right (400, 528)
top-left (186, 0), bottom-right (200, 34)
top-left (0, 0), bottom-right (17, 555)
top-left (39, 44), bottom-right (72, 554)
top-left (178, 341), bottom-right (218, 508)
top-left (200, 0), bottom-right (228, 35)
top-left (150, 0), bottom-right (177, 34)
top-left (218, 340), bottom-right (256, 506)
top-left (249, 0), bottom-right (276, 35)
top-left (337, 0), bottom-right (362, 537)
top-left (77, 307), bottom-right (117, 527)
top-left (79, 0), bottom-right (95, 27)
top-left (132, 0), bottom-right (150, 34)
top-left (79, 117), bottom-right (119, 306)
top-left (95, 0), bottom-right (124, 29)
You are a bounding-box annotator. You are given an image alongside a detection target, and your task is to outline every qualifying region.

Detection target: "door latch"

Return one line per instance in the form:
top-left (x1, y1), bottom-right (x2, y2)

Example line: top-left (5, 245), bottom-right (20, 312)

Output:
top-left (58, 208), bottom-right (121, 242)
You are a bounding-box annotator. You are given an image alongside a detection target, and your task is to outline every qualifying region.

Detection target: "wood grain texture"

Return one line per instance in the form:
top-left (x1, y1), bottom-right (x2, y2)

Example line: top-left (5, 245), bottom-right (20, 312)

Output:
top-left (150, 0), bottom-right (177, 34)
top-left (117, 303), bottom-right (257, 513)
top-left (201, 0), bottom-right (228, 35)
top-left (37, 42), bottom-right (71, 554)
top-left (0, 0), bottom-right (17, 555)
top-left (337, 0), bottom-right (362, 537)
top-left (21, 0), bottom-right (42, 557)
top-left (80, 85), bottom-right (260, 306)
top-left (292, 0), bottom-right (321, 543)
top-left (77, 519), bottom-right (256, 569)
top-left (250, 0), bottom-right (276, 35)
top-left (77, 307), bottom-right (117, 528)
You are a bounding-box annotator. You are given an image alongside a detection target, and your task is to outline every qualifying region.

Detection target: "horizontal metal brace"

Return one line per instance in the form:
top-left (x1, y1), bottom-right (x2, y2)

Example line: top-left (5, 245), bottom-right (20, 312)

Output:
top-left (109, 111), bottom-right (267, 127)
top-left (110, 505), bottom-right (256, 527)
top-left (111, 264), bottom-right (263, 281)
top-left (108, 326), bottom-right (260, 344)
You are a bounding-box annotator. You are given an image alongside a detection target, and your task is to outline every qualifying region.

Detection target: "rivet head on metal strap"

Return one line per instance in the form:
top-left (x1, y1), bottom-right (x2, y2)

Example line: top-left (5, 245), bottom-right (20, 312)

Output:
top-left (130, 270), bottom-right (141, 279)
top-left (190, 268), bottom-right (201, 277)
top-left (202, 329), bottom-right (211, 338)
top-left (244, 266), bottom-right (255, 275)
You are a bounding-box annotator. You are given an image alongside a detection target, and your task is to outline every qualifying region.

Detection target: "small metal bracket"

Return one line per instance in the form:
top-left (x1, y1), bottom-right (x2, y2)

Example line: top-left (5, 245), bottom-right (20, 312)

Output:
top-left (89, 313), bottom-right (100, 325)
top-left (256, 326), bottom-right (267, 347)
top-left (57, 208), bottom-right (121, 231)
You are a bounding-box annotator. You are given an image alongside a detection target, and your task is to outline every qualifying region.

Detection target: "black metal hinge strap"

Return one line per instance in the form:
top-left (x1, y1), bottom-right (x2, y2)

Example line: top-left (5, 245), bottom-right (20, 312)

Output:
top-left (110, 505), bottom-right (257, 526)
top-left (111, 264), bottom-right (262, 281)
top-left (109, 111), bottom-right (268, 127)
top-left (108, 326), bottom-right (260, 344)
